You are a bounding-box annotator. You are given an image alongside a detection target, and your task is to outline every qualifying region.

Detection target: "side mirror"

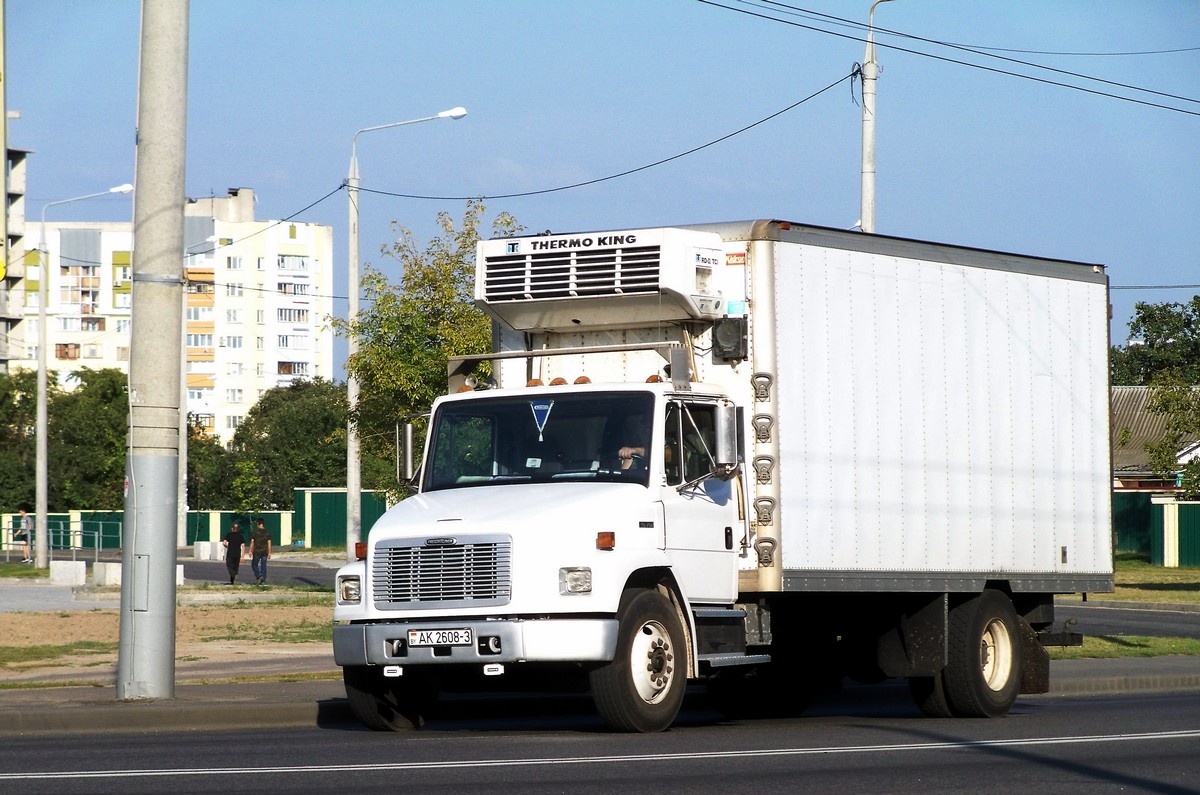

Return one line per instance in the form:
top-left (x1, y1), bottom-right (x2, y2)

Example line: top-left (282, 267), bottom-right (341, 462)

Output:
top-left (714, 403), bottom-right (741, 472)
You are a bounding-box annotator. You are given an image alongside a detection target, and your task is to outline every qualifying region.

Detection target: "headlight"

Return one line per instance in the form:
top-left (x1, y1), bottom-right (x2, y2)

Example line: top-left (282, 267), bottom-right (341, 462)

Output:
top-left (338, 575), bottom-right (362, 604)
top-left (559, 567), bottom-right (592, 595)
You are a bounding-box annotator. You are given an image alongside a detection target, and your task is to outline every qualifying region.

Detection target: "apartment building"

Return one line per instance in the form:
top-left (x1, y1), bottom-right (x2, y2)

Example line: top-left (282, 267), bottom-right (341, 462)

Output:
top-left (13, 187), bottom-right (335, 445)
top-left (1, 146), bottom-right (30, 373)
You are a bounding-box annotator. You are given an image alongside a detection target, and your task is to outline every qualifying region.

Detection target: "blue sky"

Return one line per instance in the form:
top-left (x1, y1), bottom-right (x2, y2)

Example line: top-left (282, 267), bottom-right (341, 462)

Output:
top-left (8, 1), bottom-right (1199, 374)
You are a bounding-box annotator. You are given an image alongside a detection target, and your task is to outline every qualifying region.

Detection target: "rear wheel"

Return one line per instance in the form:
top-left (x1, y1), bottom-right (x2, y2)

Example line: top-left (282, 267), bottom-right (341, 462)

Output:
top-left (943, 590), bottom-right (1022, 718)
top-left (590, 589), bottom-right (687, 732)
top-left (343, 666), bottom-right (437, 731)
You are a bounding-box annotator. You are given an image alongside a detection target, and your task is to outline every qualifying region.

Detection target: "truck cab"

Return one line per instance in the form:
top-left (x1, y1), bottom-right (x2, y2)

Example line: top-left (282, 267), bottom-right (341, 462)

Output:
top-left (334, 379), bottom-right (750, 731)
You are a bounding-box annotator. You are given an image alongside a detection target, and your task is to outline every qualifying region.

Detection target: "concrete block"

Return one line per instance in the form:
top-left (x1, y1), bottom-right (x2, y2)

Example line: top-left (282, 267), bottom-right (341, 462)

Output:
top-left (193, 541), bottom-right (213, 560)
top-left (93, 561), bottom-right (122, 587)
top-left (50, 560), bottom-right (87, 586)
top-left (177, 564), bottom-right (184, 586)
top-left (211, 543), bottom-right (224, 561)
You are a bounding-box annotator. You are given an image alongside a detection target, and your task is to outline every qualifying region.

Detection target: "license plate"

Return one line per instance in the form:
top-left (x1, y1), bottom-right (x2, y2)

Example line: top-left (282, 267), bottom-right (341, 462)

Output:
top-left (408, 628), bottom-right (473, 647)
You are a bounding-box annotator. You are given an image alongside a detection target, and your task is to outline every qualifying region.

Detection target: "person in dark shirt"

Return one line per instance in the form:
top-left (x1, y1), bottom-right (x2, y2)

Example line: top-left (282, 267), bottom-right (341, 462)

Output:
top-left (222, 523), bottom-right (247, 585)
top-left (248, 519), bottom-right (272, 585)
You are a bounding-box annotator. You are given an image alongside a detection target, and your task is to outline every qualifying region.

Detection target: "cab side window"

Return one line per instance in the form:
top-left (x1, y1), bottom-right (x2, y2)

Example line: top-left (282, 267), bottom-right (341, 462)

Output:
top-left (664, 403), bottom-right (682, 485)
top-left (665, 402), bottom-right (718, 485)
top-left (682, 405), bottom-right (717, 482)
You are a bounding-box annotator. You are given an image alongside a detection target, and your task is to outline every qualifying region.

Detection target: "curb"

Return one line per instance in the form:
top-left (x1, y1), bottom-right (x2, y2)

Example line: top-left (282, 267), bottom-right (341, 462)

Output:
top-left (1048, 674), bottom-right (1200, 696)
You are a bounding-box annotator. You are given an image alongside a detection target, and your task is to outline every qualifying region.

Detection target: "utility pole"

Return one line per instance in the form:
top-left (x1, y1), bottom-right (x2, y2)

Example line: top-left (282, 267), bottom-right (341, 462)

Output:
top-left (860, 0), bottom-right (893, 234)
top-left (117, 0), bottom-right (189, 701)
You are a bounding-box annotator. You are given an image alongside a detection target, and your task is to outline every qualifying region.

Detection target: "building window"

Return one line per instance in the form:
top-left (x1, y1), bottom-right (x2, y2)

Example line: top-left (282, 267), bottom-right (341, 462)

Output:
top-left (226, 282), bottom-right (243, 297)
top-left (226, 256), bottom-right (243, 270)
top-left (186, 307), bottom-right (213, 322)
top-left (226, 309), bottom-right (242, 323)
top-left (277, 281), bottom-right (309, 296)
top-left (117, 320), bottom-right (131, 333)
top-left (277, 308), bottom-right (310, 323)
top-left (83, 344), bottom-right (102, 359)
top-left (56, 343), bottom-right (81, 360)
top-left (188, 280), bottom-right (215, 294)
top-left (257, 257), bottom-right (265, 270)
top-left (226, 388), bottom-right (243, 403)
top-left (226, 415), bottom-right (244, 430)
top-left (256, 310), bottom-right (265, 324)
top-left (58, 317), bottom-right (81, 332)
top-left (278, 361), bottom-right (309, 376)
top-left (256, 337), bottom-right (264, 350)
top-left (117, 346), bottom-right (130, 361)
top-left (277, 255), bottom-right (308, 271)
top-left (187, 333), bottom-right (214, 348)
top-left (225, 336), bottom-right (243, 349)
top-left (82, 318), bottom-right (106, 332)
top-left (228, 362), bottom-right (244, 375)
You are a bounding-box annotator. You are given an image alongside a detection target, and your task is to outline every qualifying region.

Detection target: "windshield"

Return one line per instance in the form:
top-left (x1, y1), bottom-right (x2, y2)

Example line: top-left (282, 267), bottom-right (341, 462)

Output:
top-left (423, 391), bottom-right (654, 491)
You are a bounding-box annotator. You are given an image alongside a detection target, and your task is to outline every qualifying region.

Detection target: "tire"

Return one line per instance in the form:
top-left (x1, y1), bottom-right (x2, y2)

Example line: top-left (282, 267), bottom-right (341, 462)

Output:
top-left (343, 665), bottom-right (437, 731)
top-left (908, 671), bottom-right (954, 718)
top-left (590, 589), bottom-right (688, 732)
top-left (943, 590), bottom-right (1022, 718)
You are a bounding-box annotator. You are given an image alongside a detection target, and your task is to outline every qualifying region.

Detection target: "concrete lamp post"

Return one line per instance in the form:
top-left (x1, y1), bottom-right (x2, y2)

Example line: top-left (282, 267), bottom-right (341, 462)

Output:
top-left (35, 183), bottom-right (134, 569)
top-left (345, 106), bottom-right (466, 562)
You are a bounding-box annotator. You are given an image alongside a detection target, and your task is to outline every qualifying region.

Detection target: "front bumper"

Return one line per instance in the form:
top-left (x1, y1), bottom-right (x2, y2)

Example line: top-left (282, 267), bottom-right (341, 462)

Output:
top-left (333, 617), bottom-right (619, 667)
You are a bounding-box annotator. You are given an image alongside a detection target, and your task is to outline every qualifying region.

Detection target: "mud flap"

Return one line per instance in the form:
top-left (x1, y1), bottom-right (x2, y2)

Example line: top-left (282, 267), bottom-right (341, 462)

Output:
top-left (1019, 616), bottom-right (1050, 695)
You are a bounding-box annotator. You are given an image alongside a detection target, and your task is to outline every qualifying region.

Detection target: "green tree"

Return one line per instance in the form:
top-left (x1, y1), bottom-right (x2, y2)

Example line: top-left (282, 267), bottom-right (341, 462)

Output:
top-left (1111, 298), bottom-right (1200, 385)
top-left (186, 415), bottom-right (231, 511)
top-left (0, 369), bottom-right (41, 511)
top-left (336, 199), bottom-right (521, 494)
top-left (51, 368), bottom-right (127, 509)
top-left (1145, 371), bottom-right (1200, 496)
top-left (1111, 299), bottom-right (1200, 494)
top-left (227, 378), bottom-right (347, 509)
top-left (229, 459), bottom-right (266, 515)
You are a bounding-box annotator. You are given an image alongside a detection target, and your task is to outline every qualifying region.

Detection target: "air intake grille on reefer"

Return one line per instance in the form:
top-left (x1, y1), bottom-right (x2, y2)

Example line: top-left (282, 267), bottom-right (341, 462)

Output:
top-left (483, 245), bottom-right (661, 301)
top-left (372, 535), bottom-right (512, 611)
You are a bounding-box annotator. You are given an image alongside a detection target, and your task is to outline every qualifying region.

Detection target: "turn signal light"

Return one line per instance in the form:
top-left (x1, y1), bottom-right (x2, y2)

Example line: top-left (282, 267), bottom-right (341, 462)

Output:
top-left (596, 531), bottom-right (615, 550)
top-left (354, 542), bottom-right (367, 560)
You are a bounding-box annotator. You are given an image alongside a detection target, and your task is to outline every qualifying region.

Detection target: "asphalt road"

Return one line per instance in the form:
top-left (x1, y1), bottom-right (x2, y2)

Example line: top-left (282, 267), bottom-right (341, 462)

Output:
top-left (179, 556), bottom-right (338, 588)
top-left (1, 689), bottom-right (1197, 794)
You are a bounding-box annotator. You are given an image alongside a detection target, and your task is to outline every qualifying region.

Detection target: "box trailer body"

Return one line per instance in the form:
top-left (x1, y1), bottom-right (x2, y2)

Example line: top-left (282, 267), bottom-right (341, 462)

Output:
top-left (333, 220), bottom-right (1112, 732)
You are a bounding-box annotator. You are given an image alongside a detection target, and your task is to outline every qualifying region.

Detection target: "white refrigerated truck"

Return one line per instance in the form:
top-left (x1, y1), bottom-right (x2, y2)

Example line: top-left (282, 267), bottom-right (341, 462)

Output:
top-left (333, 219), bottom-right (1112, 732)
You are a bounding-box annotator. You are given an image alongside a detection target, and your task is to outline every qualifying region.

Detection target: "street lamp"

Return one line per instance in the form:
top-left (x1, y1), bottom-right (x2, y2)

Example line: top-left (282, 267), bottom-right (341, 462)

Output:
top-left (345, 107), bottom-right (466, 561)
top-left (860, 0), bottom-right (893, 234)
top-left (35, 183), bottom-right (134, 568)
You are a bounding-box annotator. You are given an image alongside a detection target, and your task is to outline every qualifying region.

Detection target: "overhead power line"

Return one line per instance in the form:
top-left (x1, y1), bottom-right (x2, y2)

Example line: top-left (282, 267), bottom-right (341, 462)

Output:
top-left (358, 71), bottom-right (856, 202)
top-left (696, 0), bottom-right (1200, 116)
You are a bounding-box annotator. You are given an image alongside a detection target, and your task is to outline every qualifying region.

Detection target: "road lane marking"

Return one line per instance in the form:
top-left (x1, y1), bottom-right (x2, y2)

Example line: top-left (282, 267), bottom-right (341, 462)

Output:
top-left (4, 729), bottom-right (1200, 781)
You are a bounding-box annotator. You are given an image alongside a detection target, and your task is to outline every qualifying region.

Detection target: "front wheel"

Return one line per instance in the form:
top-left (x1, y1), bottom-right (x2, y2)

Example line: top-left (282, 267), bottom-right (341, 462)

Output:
top-left (343, 666), bottom-right (437, 731)
top-left (943, 590), bottom-right (1022, 718)
top-left (590, 589), bottom-right (688, 732)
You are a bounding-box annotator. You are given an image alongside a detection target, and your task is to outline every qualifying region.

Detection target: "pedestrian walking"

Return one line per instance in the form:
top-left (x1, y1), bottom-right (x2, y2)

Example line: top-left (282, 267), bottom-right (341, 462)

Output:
top-left (221, 523), bottom-right (247, 585)
top-left (16, 508), bottom-right (33, 563)
top-left (248, 519), bottom-right (271, 585)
